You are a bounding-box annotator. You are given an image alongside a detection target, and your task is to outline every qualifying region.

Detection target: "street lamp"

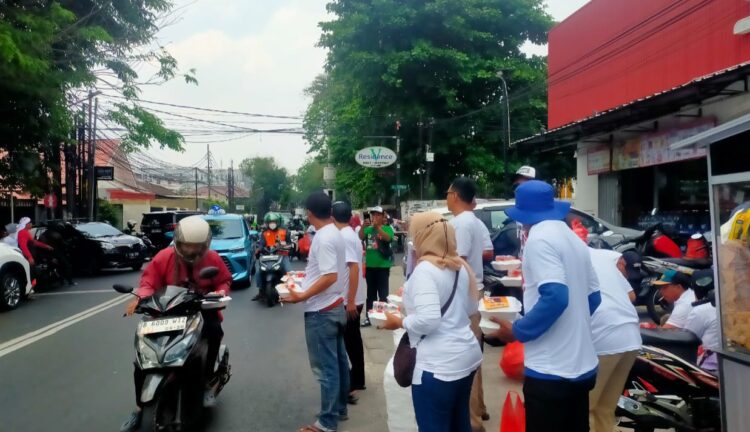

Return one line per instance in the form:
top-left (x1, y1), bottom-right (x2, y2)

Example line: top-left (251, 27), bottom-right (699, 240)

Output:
top-left (497, 71), bottom-right (511, 187)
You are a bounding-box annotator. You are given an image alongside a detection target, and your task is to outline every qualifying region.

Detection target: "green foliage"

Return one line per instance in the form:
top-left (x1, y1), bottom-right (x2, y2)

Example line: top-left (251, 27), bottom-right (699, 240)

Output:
top-left (305, 0), bottom-right (556, 202)
top-left (239, 157), bottom-right (290, 217)
top-left (97, 199), bottom-right (121, 227)
top-left (289, 157), bottom-right (326, 206)
top-left (202, 198), bottom-right (228, 212)
top-left (0, 0), bottom-right (195, 194)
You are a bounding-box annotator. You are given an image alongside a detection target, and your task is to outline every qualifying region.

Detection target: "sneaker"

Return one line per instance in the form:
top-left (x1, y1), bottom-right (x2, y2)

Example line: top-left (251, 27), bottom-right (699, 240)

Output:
top-left (119, 410), bottom-right (142, 432)
top-left (361, 318), bottom-right (371, 327)
top-left (251, 293), bottom-right (264, 302)
top-left (203, 390), bottom-right (217, 408)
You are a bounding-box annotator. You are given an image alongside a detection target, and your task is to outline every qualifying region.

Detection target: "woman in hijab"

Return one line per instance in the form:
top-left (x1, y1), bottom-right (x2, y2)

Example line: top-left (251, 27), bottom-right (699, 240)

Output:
top-left (382, 212), bottom-right (482, 432)
top-left (16, 217), bottom-right (53, 265)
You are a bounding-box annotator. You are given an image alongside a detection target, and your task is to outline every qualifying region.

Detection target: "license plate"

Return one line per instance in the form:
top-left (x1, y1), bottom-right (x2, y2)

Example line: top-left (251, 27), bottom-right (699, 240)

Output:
top-left (138, 317), bottom-right (187, 335)
top-left (151, 228), bottom-right (162, 233)
top-left (127, 252), bottom-right (138, 259)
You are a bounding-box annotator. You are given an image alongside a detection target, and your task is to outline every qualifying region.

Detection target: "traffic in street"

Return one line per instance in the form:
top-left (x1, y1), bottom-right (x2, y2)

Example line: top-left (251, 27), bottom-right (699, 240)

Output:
top-left (0, 262), bottom-right (324, 432)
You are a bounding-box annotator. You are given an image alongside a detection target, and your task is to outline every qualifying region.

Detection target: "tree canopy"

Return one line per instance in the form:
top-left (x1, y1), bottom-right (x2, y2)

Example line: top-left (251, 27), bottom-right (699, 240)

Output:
top-left (239, 156), bottom-right (290, 217)
top-left (304, 0), bottom-right (557, 203)
top-left (0, 0), bottom-right (195, 194)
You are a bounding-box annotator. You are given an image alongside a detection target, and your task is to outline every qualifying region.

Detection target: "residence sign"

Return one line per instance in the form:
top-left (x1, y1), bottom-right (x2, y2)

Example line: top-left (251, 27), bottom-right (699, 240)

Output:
top-left (355, 146), bottom-right (397, 168)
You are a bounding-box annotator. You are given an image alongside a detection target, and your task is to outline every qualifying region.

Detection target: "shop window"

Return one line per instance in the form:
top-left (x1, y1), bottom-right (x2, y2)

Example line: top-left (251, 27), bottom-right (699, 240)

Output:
top-left (711, 130), bottom-right (750, 176)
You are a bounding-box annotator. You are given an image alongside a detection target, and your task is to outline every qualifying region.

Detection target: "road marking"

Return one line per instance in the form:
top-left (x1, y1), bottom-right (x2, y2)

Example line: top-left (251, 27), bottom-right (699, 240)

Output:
top-left (34, 289), bottom-right (115, 296)
top-left (0, 295), bottom-right (130, 358)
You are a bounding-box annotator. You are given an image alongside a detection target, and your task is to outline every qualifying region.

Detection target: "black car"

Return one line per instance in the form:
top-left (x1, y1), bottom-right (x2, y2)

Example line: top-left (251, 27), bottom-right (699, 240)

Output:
top-left (140, 211), bottom-right (202, 250)
top-left (38, 222), bottom-right (148, 274)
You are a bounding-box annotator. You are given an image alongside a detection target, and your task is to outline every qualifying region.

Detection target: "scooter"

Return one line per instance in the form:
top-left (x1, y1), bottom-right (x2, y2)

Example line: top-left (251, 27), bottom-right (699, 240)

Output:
top-left (616, 327), bottom-right (720, 432)
top-left (124, 220), bottom-right (157, 260)
top-left (256, 244), bottom-right (292, 308)
top-left (113, 267), bottom-right (232, 432)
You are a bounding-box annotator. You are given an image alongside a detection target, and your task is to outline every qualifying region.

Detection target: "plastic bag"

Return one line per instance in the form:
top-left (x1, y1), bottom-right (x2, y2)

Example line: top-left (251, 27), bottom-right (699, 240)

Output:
top-left (499, 341), bottom-right (524, 381)
top-left (500, 391), bottom-right (525, 432)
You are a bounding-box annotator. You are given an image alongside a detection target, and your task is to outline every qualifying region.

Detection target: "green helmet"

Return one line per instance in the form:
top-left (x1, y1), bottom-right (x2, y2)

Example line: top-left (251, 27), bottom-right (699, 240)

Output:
top-left (264, 212), bottom-right (282, 223)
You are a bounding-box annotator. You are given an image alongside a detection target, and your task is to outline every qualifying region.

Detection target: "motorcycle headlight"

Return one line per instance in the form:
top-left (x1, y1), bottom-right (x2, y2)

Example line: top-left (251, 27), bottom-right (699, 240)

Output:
top-left (137, 339), bottom-right (160, 369)
top-left (163, 316), bottom-right (202, 366)
top-left (100, 242), bottom-right (116, 251)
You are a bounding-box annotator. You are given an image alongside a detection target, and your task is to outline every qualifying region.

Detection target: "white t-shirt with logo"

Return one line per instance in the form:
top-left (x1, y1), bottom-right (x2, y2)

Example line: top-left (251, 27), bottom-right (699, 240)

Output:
top-left (450, 211), bottom-right (492, 285)
top-left (301, 223), bottom-right (346, 312)
top-left (522, 220), bottom-right (600, 379)
top-left (341, 226), bottom-right (366, 306)
top-left (665, 288), bottom-right (696, 329)
top-left (685, 303), bottom-right (720, 351)
top-left (589, 248), bottom-right (642, 355)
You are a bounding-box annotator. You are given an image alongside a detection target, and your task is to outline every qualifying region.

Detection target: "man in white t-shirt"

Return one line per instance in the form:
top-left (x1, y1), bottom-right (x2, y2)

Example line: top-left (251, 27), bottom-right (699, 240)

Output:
top-left (685, 270), bottom-right (720, 372)
top-left (652, 269), bottom-right (696, 329)
top-left (447, 176), bottom-right (493, 431)
top-left (332, 201), bottom-right (367, 397)
top-left (282, 191), bottom-right (348, 432)
top-left (490, 180), bottom-right (601, 432)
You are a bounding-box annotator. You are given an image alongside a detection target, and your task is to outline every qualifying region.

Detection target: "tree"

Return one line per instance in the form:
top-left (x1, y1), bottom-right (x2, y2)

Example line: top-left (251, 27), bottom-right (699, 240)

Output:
top-left (239, 157), bottom-right (290, 216)
top-left (0, 0), bottom-right (196, 195)
top-left (304, 0), bottom-right (554, 202)
top-left (289, 157), bottom-right (326, 206)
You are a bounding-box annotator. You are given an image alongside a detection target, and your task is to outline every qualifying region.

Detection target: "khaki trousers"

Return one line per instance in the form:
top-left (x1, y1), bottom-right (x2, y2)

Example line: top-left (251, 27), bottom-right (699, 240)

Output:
top-left (469, 313), bottom-right (487, 432)
top-left (589, 350), bottom-right (638, 432)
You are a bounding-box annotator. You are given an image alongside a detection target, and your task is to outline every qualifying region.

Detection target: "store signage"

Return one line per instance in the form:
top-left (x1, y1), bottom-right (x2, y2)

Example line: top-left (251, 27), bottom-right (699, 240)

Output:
top-left (355, 147), bottom-right (397, 168)
top-left (43, 194), bottom-right (57, 209)
top-left (587, 145), bottom-right (611, 175)
top-left (235, 204), bottom-right (245, 211)
top-left (323, 166), bottom-right (336, 181)
top-left (612, 120), bottom-right (714, 171)
top-left (95, 166), bottom-right (115, 180)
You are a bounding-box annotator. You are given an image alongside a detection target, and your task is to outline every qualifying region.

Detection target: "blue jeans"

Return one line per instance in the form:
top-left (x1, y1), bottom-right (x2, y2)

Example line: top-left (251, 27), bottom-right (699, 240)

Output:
top-left (304, 304), bottom-right (350, 430)
top-left (412, 371), bottom-right (476, 432)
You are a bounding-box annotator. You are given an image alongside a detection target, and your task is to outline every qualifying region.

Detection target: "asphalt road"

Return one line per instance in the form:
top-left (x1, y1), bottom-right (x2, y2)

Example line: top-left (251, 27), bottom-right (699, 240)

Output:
top-left (0, 260), bottom-right (326, 432)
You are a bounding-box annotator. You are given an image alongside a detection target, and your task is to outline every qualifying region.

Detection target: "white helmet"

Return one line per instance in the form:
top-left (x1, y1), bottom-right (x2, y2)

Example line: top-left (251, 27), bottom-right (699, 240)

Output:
top-left (173, 216), bottom-right (212, 264)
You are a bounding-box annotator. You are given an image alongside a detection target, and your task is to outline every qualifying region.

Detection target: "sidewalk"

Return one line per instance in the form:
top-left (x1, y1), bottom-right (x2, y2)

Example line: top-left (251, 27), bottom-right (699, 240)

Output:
top-left (344, 266), bottom-right (523, 432)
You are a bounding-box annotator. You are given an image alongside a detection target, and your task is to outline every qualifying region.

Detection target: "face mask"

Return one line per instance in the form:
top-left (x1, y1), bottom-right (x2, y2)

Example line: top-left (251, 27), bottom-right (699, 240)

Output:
top-left (269, 223), bottom-right (277, 230)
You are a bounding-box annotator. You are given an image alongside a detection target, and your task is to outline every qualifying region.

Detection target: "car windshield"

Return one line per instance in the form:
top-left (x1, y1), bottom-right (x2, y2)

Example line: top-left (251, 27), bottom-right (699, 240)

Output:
top-left (77, 223), bottom-right (123, 238)
top-left (206, 219), bottom-right (244, 240)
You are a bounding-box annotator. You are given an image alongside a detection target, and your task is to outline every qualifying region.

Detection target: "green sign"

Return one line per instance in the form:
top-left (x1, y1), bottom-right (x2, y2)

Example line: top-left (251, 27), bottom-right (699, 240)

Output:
top-left (390, 184), bottom-right (409, 191)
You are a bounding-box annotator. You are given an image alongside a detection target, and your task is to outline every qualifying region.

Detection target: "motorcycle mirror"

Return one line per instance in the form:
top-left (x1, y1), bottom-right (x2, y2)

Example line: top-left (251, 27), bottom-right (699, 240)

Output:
top-left (199, 266), bottom-right (220, 280)
top-left (113, 284), bottom-right (134, 294)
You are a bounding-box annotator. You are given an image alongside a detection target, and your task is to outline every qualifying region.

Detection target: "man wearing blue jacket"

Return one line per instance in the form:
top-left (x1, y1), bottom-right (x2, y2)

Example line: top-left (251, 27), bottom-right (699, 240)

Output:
top-left (491, 180), bottom-right (601, 432)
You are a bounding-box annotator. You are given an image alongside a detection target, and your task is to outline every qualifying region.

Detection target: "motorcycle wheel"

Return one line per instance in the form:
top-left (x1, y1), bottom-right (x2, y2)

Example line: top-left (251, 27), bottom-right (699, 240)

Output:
top-left (136, 403), bottom-right (158, 432)
top-left (264, 282), bottom-right (278, 308)
top-left (646, 287), bottom-right (673, 324)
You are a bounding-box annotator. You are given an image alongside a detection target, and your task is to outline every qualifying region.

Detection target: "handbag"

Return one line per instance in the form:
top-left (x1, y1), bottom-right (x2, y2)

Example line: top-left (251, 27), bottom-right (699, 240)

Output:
top-left (393, 271), bottom-right (459, 387)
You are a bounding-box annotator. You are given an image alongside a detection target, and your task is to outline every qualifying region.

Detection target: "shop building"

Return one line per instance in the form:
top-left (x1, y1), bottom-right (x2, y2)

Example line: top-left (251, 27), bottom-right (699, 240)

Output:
top-left (519, 0), bottom-right (750, 239)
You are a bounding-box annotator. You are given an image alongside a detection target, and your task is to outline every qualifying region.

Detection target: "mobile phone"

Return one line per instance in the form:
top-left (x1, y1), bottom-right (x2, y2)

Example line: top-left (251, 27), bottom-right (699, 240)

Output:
top-left (364, 213), bottom-right (371, 222)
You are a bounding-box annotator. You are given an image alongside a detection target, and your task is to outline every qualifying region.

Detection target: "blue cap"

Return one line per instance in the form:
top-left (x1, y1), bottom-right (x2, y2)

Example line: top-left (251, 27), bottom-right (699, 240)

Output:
top-left (504, 180), bottom-right (571, 225)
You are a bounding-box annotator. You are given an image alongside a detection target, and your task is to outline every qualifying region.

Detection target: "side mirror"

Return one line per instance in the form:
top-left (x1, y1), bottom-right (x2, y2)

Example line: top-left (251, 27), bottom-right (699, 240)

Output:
top-left (597, 223), bottom-right (606, 234)
top-left (199, 266), bottom-right (220, 280)
top-left (113, 284), bottom-right (134, 294)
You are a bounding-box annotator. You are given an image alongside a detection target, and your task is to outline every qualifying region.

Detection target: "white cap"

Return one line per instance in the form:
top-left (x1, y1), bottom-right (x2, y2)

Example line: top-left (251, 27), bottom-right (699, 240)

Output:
top-left (515, 166), bottom-right (536, 179)
top-left (369, 206), bottom-right (384, 214)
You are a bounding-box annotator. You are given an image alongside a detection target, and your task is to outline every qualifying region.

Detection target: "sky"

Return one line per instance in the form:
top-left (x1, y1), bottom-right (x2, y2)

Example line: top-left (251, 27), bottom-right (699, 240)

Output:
top-left (130, 0), bottom-right (590, 172)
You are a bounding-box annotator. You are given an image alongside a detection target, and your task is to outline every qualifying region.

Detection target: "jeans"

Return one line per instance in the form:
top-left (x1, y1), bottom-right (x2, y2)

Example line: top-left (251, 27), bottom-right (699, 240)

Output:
top-left (365, 267), bottom-right (390, 313)
top-left (304, 304), bottom-right (350, 430)
top-left (412, 371), bottom-right (476, 432)
top-left (524, 374), bottom-right (597, 432)
top-left (344, 305), bottom-right (365, 390)
top-left (255, 255), bottom-right (291, 288)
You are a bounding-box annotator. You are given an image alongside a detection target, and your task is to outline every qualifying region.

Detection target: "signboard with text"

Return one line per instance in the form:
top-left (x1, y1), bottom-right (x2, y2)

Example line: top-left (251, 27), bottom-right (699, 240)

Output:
top-left (587, 145), bottom-right (611, 175)
top-left (95, 166), bottom-right (115, 180)
top-left (355, 146), bottom-right (397, 168)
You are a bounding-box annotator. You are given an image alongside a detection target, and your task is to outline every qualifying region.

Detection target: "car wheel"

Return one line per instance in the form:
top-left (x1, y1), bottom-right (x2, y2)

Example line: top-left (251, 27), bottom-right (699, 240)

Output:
top-left (132, 262), bottom-right (144, 272)
top-left (0, 270), bottom-right (23, 311)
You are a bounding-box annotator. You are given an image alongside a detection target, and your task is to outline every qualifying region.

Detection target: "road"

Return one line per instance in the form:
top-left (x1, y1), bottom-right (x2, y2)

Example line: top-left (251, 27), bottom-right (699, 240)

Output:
top-left (0, 260), bottom-right (333, 432)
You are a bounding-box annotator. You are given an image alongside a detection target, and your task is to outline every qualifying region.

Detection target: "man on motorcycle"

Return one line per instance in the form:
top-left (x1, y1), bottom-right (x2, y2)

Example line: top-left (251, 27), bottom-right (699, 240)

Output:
top-left (652, 269), bottom-right (696, 329)
top-left (120, 216), bottom-right (232, 432)
top-left (252, 212), bottom-right (291, 301)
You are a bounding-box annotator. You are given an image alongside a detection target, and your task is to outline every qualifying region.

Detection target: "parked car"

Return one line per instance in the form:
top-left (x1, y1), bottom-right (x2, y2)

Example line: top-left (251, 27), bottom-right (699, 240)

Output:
top-left (202, 213), bottom-right (256, 287)
top-left (37, 221), bottom-right (148, 274)
top-left (140, 211), bottom-right (203, 250)
top-left (429, 200), bottom-right (641, 257)
top-left (0, 243), bottom-right (33, 311)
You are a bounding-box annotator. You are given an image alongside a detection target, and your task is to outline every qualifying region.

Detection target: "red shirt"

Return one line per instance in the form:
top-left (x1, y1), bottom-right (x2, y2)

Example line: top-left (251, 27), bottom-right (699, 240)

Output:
top-left (17, 228), bottom-right (48, 262)
top-left (137, 247), bottom-right (232, 298)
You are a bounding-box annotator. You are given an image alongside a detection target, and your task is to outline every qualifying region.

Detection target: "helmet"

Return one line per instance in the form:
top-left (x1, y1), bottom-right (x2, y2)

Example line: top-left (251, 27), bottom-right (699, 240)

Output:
top-left (264, 212), bottom-right (282, 223)
top-left (174, 216), bottom-right (211, 264)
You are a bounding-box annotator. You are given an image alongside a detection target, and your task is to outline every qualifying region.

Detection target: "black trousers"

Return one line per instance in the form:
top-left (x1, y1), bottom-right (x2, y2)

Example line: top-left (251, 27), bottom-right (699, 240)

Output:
top-left (365, 267), bottom-right (390, 312)
top-left (523, 374), bottom-right (596, 432)
top-left (344, 305), bottom-right (365, 390)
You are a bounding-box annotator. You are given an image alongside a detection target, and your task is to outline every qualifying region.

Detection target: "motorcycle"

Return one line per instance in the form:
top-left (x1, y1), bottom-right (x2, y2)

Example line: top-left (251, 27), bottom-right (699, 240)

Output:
top-left (124, 220), bottom-right (157, 260)
top-left (256, 244), bottom-right (292, 308)
top-left (288, 230), bottom-right (303, 261)
top-left (113, 266), bottom-right (232, 432)
top-left (603, 224), bottom-right (712, 324)
top-left (616, 327), bottom-right (720, 432)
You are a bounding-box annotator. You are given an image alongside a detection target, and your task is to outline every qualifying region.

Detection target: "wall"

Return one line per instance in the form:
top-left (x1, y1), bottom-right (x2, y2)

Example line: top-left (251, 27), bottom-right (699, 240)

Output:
top-left (549, 0), bottom-right (750, 129)
top-left (151, 198), bottom-right (201, 212)
top-left (110, 199), bottom-right (151, 230)
top-left (572, 149), bottom-right (599, 216)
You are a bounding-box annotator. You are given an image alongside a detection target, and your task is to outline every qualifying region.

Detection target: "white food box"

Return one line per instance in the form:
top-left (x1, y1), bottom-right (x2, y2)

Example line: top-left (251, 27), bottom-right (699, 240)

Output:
top-left (387, 294), bottom-right (403, 309)
top-left (275, 284), bottom-right (301, 296)
top-left (500, 276), bottom-right (523, 287)
top-left (479, 317), bottom-right (500, 334)
top-left (491, 260), bottom-right (522, 272)
top-left (478, 296), bottom-right (522, 322)
top-left (369, 311), bottom-right (402, 329)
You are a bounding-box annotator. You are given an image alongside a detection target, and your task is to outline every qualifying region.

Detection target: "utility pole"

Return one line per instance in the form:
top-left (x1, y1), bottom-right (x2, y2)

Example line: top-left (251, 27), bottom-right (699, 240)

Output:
top-left (426, 119), bottom-right (434, 199)
top-left (206, 144), bottom-right (212, 200)
top-left (88, 95), bottom-right (98, 221)
top-left (194, 167), bottom-right (199, 210)
top-left (227, 160), bottom-right (235, 210)
top-left (497, 71), bottom-right (511, 187)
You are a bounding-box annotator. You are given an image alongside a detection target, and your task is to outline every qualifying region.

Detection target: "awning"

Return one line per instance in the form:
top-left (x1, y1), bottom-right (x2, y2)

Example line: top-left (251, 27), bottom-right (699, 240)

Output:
top-left (670, 111), bottom-right (750, 149)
